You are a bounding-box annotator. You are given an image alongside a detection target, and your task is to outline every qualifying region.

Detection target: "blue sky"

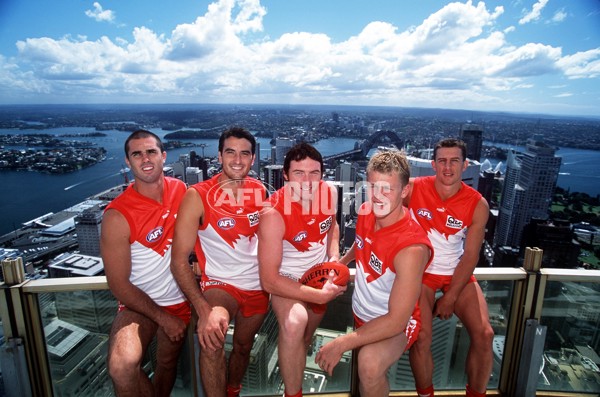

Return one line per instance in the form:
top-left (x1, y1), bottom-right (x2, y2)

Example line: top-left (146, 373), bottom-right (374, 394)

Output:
top-left (0, 0), bottom-right (599, 117)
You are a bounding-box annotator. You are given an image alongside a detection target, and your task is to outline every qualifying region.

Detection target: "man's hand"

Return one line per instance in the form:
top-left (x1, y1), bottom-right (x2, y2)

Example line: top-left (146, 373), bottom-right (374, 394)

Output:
top-left (160, 312), bottom-right (188, 343)
top-left (319, 270), bottom-right (347, 304)
top-left (433, 293), bottom-right (457, 320)
top-left (197, 306), bottom-right (229, 351)
top-left (316, 339), bottom-right (344, 376)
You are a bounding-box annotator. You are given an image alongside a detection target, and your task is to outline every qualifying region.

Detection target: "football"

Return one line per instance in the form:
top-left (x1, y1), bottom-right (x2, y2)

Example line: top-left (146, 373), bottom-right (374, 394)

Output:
top-left (299, 262), bottom-right (350, 289)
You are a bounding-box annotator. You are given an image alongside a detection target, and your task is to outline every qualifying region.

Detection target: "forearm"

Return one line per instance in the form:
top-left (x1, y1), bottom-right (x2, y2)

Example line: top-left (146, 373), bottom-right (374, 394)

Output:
top-left (446, 257), bottom-right (478, 298)
top-left (171, 260), bottom-right (211, 315)
top-left (111, 282), bottom-right (167, 324)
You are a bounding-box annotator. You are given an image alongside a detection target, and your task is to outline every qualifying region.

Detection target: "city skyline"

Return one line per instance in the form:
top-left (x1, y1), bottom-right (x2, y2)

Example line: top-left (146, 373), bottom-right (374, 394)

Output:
top-left (0, 0), bottom-right (599, 117)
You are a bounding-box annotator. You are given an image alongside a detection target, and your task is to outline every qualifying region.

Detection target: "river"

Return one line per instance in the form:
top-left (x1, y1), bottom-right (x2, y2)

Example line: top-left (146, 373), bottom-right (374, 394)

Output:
top-left (0, 128), bottom-right (598, 236)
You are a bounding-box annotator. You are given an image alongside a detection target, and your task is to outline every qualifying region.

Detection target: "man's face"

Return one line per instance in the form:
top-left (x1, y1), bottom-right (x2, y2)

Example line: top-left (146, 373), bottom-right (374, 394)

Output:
top-left (285, 157), bottom-right (322, 202)
top-left (125, 137), bottom-right (166, 184)
top-left (432, 146), bottom-right (468, 187)
top-left (218, 136), bottom-right (255, 181)
top-left (366, 170), bottom-right (407, 218)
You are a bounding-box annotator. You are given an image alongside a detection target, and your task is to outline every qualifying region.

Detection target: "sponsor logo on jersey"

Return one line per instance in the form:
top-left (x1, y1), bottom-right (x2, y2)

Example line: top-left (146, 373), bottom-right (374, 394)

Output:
top-left (146, 226), bottom-right (164, 243)
top-left (369, 252), bottom-right (383, 275)
top-left (446, 215), bottom-right (464, 229)
top-left (355, 235), bottom-right (364, 249)
top-left (307, 218), bottom-right (316, 225)
top-left (319, 216), bottom-right (333, 234)
top-left (293, 231), bottom-right (308, 242)
top-left (217, 217), bottom-right (236, 230)
top-left (416, 208), bottom-right (433, 220)
top-left (247, 211), bottom-right (259, 227)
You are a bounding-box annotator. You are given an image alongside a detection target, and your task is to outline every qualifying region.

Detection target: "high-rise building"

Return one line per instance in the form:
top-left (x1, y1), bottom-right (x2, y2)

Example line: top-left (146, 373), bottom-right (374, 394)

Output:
top-left (274, 137), bottom-right (296, 165)
top-left (335, 162), bottom-right (357, 185)
top-left (74, 207), bottom-right (103, 256)
top-left (252, 142), bottom-right (261, 176)
top-left (495, 136), bottom-right (561, 248)
top-left (460, 123), bottom-right (483, 162)
top-left (264, 165), bottom-right (285, 193)
top-left (185, 166), bottom-right (202, 185)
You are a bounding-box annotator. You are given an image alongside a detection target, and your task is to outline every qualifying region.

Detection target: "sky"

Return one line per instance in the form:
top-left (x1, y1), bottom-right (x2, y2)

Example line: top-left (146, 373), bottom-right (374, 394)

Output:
top-left (0, 0), bottom-right (599, 117)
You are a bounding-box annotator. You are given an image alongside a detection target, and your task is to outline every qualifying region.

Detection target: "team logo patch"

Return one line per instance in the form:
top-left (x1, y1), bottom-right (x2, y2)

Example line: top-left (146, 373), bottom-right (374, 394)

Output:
top-left (319, 216), bottom-right (333, 234)
top-left (369, 252), bottom-right (383, 275)
top-left (293, 231), bottom-right (308, 242)
top-left (146, 226), bottom-right (164, 243)
top-left (355, 235), bottom-right (364, 249)
top-left (416, 208), bottom-right (433, 220)
top-left (247, 211), bottom-right (259, 227)
top-left (217, 217), bottom-right (236, 230)
top-left (446, 215), bottom-right (463, 229)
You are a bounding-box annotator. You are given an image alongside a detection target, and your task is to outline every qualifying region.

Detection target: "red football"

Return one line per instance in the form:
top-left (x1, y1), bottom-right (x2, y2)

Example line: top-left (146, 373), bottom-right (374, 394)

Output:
top-left (300, 262), bottom-right (350, 289)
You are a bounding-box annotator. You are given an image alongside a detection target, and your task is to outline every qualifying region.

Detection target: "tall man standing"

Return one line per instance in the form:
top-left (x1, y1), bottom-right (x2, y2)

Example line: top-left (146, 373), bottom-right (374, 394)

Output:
top-left (258, 142), bottom-right (345, 397)
top-left (102, 130), bottom-right (190, 397)
top-left (171, 127), bottom-right (268, 397)
top-left (408, 138), bottom-right (494, 397)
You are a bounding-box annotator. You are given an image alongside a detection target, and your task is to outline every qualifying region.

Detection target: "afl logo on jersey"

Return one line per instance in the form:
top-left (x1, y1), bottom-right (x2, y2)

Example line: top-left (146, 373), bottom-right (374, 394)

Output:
top-left (217, 217), bottom-right (236, 230)
top-left (355, 235), bottom-right (364, 249)
top-left (146, 227), bottom-right (164, 243)
top-left (293, 231), bottom-right (308, 242)
top-left (446, 215), bottom-right (463, 229)
top-left (416, 208), bottom-right (433, 220)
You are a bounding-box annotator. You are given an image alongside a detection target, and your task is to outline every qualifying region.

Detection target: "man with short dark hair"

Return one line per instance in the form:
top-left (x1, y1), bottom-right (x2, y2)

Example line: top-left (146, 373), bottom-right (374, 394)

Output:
top-left (258, 142), bottom-right (345, 397)
top-left (102, 129), bottom-right (190, 397)
top-left (171, 127), bottom-right (268, 397)
top-left (408, 138), bottom-right (493, 397)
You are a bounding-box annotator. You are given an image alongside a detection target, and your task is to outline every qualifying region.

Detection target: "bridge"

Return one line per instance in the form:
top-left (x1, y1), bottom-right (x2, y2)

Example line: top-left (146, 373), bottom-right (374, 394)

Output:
top-left (323, 130), bottom-right (404, 161)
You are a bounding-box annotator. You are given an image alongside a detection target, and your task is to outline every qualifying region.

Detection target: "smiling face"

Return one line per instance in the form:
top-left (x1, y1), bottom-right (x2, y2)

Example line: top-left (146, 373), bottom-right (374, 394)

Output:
top-left (366, 170), bottom-right (408, 219)
top-left (284, 157), bottom-right (323, 203)
top-left (218, 136), bottom-right (255, 181)
top-left (432, 146), bottom-right (468, 187)
top-left (125, 136), bottom-right (166, 185)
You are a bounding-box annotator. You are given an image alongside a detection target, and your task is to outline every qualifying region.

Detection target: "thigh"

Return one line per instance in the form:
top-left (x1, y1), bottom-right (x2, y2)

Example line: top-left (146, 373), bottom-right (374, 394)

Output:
top-left (233, 311), bottom-right (267, 346)
top-left (453, 282), bottom-right (490, 332)
top-left (203, 287), bottom-right (240, 320)
top-left (271, 295), bottom-right (309, 325)
top-left (358, 332), bottom-right (407, 373)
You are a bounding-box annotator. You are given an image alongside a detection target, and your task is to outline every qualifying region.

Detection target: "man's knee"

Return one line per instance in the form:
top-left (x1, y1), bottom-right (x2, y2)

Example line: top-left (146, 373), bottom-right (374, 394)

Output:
top-left (357, 352), bottom-right (386, 386)
top-left (279, 315), bottom-right (308, 341)
top-left (471, 322), bottom-right (494, 349)
top-left (108, 346), bottom-right (142, 380)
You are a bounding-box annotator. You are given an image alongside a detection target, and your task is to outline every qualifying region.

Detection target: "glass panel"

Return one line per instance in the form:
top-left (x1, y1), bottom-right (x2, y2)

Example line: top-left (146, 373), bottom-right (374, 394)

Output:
top-left (389, 279), bottom-right (514, 391)
top-left (37, 290), bottom-right (194, 396)
top-left (539, 280), bottom-right (600, 394)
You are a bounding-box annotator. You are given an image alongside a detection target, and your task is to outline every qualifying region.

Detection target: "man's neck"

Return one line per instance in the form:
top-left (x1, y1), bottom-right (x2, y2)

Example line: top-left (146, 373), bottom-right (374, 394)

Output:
top-left (134, 178), bottom-right (164, 203)
top-left (434, 179), bottom-right (462, 201)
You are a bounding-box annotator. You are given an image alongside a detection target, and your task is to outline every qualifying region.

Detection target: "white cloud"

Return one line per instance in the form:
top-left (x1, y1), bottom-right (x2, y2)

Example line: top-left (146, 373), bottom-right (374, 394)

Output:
top-left (519, 0), bottom-right (549, 25)
top-left (85, 2), bottom-right (115, 23)
top-left (551, 9), bottom-right (567, 23)
top-left (1, 0), bottom-right (598, 114)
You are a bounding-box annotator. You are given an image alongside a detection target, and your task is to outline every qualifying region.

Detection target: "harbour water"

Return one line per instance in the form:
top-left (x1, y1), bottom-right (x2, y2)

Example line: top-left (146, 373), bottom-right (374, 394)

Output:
top-left (0, 128), bottom-right (598, 236)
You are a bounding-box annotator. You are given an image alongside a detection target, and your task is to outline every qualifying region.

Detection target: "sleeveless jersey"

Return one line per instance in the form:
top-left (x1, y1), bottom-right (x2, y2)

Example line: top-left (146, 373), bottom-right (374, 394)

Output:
top-left (105, 177), bottom-right (187, 306)
top-left (409, 176), bottom-right (482, 275)
top-left (193, 174), bottom-right (266, 291)
top-left (352, 203), bottom-right (433, 322)
top-left (268, 180), bottom-right (336, 280)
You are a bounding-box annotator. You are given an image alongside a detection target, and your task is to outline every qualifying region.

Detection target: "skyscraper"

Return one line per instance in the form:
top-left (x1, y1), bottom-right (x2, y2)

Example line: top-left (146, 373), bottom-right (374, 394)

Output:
top-left (459, 123), bottom-right (483, 162)
top-left (494, 136), bottom-right (562, 248)
top-left (74, 207), bottom-right (103, 257)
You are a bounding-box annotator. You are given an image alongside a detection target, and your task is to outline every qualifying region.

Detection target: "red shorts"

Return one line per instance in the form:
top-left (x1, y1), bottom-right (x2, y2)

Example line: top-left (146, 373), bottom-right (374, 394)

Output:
top-left (118, 301), bottom-right (192, 325)
top-left (353, 308), bottom-right (421, 351)
top-left (422, 273), bottom-right (477, 293)
top-left (201, 279), bottom-right (269, 317)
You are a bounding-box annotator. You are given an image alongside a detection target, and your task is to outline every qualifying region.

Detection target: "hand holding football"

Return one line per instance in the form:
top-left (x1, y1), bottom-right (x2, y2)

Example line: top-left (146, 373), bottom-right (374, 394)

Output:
top-left (300, 262), bottom-right (350, 289)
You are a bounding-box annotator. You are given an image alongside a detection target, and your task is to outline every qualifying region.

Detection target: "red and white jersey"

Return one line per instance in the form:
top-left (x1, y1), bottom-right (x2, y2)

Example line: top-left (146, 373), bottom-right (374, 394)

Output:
top-left (193, 174), bottom-right (266, 291)
top-left (268, 181), bottom-right (336, 280)
top-left (352, 203), bottom-right (433, 322)
top-left (409, 176), bottom-right (482, 275)
top-left (105, 177), bottom-right (187, 306)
